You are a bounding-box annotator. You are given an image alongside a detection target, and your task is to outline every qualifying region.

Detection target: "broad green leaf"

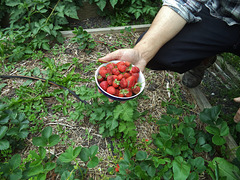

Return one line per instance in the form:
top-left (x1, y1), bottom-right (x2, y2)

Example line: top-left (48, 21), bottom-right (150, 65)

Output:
top-left (0, 126), bottom-right (8, 139)
top-left (205, 125), bottom-right (220, 135)
top-left (28, 164), bottom-right (44, 176)
top-left (0, 139), bottom-right (10, 150)
top-left (136, 151), bottom-right (147, 161)
top-left (61, 171), bottom-right (74, 180)
top-left (79, 147), bottom-right (90, 162)
top-left (211, 157), bottom-right (240, 179)
top-left (42, 126), bottom-right (52, 139)
top-left (110, 119), bottom-right (118, 131)
top-left (59, 146), bottom-right (81, 163)
top-left (9, 169), bottom-right (22, 180)
top-left (166, 105), bottom-right (183, 115)
top-left (96, 0), bottom-right (107, 11)
top-left (0, 115), bottom-right (10, 124)
top-left (212, 135), bottom-right (226, 145)
top-left (32, 137), bottom-right (47, 147)
top-left (89, 145), bottom-right (98, 157)
top-left (202, 144), bottom-right (212, 152)
top-left (200, 106), bottom-right (221, 125)
top-left (220, 121), bottom-right (229, 136)
top-left (48, 134), bottom-right (60, 147)
top-left (9, 154), bottom-right (21, 170)
top-left (123, 150), bottom-right (131, 164)
top-left (5, 0), bottom-right (21, 6)
top-left (110, 0), bottom-right (118, 8)
top-left (147, 165), bottom-right (156, 177)
top-left (172, 156), bottom-right (191, 180)
top-left (44, 162), bottom-right (56, 172)
top-left (39, 147), bottom-right (46, 159)
top-left (87, 156), bottom-right (99, 168)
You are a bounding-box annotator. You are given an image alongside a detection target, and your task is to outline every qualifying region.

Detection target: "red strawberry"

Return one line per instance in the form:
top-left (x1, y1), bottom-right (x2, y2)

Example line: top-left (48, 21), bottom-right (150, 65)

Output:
top-left (107, 75), bottom-right (113, 85)
top-left (113, 79), bottom-right (119, 88)
top-left (132, 84), bottom-right (141, 94)
top-left (112, 68), bottom-right (120, 75)
top-left (121, 88), bottom-right (132, 97)
top-left (131, 72), bottom-right (139, 81)
top-left (112, 75), bottom-right (118, 80)
top-left (115, 89), bottom-right (120, 96)
top-left (117, 61), bottom-right (125, 66)
top-left (97, 75), bottom-right (104, 82)
top-left (120, 78), bottom-right (128, 88)
top-left (118, 64), bottom-right (127, 73)
top-left (123, 72), bottom-right (130, 79)
top-left (106, 67), bottom-right (112, 75)
top-left (100, 81), bottom-right (108, 91)
top-left (106, 63), bottom-right (115, 70)
top-left (130, 66), bottom-right (140, 73)
top-left (126, 76), bottom-right (136, 88)
top-left (124, 61), bottom-right (131, 67)
top-left (99, 66), bottom-right (107, 71)
top-left (117, 74), bottom-right (123, 81)
top-left (99, 68), bottom-right (108, 78)
top-left (107, 86), bottom-right (116, 95)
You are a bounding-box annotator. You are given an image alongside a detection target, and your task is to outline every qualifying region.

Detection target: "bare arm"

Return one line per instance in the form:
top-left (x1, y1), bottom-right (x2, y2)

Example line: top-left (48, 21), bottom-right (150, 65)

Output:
top-left (99, 6), bottom-right (187, 71)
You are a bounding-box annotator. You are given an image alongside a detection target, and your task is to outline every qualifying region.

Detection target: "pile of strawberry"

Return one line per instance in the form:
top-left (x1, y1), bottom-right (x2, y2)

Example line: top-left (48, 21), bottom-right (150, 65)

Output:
top-left (97, 61), bottom-right (141, 97)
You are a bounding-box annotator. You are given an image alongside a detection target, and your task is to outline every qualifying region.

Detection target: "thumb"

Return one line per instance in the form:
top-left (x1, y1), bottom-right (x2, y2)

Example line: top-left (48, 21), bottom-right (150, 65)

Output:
top-left (234, 97), bottom-right (240, 103)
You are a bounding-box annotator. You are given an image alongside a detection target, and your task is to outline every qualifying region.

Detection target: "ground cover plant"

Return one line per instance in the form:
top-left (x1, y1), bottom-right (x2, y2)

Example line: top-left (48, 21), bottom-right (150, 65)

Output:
top-left (1, 25), bottom-right (240, 179)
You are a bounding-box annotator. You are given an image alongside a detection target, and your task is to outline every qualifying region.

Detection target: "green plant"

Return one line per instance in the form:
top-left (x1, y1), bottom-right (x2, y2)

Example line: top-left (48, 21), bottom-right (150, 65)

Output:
top-left (0, 126), bottom-right (100, 179)
top-left (71, 27), bottom-right (97, 54)
top-left (0, 105), bottom-right (29, 153)
top-left (200, 105), bottom-right (229, 146)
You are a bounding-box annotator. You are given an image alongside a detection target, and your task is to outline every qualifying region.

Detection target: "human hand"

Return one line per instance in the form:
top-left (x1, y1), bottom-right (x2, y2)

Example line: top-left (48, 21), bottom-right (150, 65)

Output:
top-left (98, 49), bottom-right (147, 72)
top-left (234, 97), bottom-right (240, 123)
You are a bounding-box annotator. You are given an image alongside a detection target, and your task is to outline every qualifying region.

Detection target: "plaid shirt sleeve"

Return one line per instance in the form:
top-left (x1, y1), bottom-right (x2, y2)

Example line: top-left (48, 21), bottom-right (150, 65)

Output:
top-left (162, 0), bottom-right (208, 23)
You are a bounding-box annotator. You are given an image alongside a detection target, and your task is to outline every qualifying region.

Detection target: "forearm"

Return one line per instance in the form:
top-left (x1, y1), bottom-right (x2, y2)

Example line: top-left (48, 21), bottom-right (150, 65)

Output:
top-left (134, 5), bottom-right (187, 64)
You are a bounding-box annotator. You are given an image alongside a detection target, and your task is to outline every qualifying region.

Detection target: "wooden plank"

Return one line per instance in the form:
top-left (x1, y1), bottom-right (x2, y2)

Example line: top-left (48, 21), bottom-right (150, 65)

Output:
top-left (60, 24), bottom-right (151, 37)
top-left (188, 86), bottom-right (238, 161)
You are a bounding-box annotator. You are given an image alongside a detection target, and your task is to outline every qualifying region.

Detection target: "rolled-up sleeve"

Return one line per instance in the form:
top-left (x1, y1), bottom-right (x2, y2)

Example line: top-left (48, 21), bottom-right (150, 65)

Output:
top-left (163, 0), bottom-right (207, 23)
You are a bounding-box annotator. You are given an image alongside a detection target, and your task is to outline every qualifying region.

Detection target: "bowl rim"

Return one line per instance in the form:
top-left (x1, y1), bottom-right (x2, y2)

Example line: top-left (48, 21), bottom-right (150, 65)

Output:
top-left (95, 60), bottom-right (145, 100)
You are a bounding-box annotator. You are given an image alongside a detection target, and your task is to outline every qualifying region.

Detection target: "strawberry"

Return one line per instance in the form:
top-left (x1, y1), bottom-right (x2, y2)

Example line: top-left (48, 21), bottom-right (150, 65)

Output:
top-left (112, 68), bottom-right (120, 75)
top-left (106, 63), bottom-right (115, 70)
top-left (118, 91), bottom-right (124, 97)
top-left (123, 72), bottom-right (130, 79)
top-left (120, 78), bottom-right (128, 88)
top-left (112, 75), bottom-right (118, 81)
top-left (130, 66), bottom-right (140, 73)
top-left (131, 72), bottom-right (139, 81)
top-left (124, 61), bottom-right (131, 67)
top-left (100, 81), bottom-right (108, 91)
top-left (99, 68), bottom-right (108, 78)
top-left (107, 86), bottom-right (116, 95)
top-left (117, 74), bottom-right (123, 81)
top-left (117, 61), bottom-right (125, 66)
top-left (106, 67), bottom-right (112, 75)
top-left (121, 88), bottom-right (132, 97)
top-left (118, 64), bottom-right (127, 73)
top-left (97, 75), bottom-right (104, 82)
top-left (113, 79), bottom-right (119, 88)
top-left (126, 76), bottom-right (136, 88)
top-left (132, 84), bottom-right (141, 94)
top-left (107, 75), bottom-right (113, 85)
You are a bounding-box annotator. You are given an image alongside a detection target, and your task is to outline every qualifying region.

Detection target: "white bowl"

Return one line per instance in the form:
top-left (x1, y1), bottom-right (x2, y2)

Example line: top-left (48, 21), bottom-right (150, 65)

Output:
top-left (95, 60), bottom-right (145, 101)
